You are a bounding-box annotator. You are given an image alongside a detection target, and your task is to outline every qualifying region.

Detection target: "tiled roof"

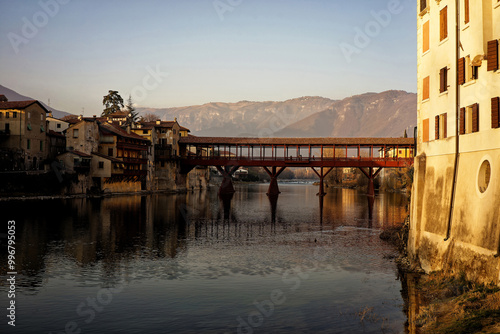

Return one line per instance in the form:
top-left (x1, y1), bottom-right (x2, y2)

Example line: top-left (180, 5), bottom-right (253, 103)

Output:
top-left (69, 150), bottom-right (92, 158)
top-left (179, 136), bottom-right (415, 146)
top-left (47, 130), bottom-right (65, 138)
top-left (99, 122), bottom-right (150, 142)
top-left (143, 121), bottom-right (177, 128)
top-left (0, 100), bottom-right (49, 113)
top-left (92, 152), bottom-right (121, 162)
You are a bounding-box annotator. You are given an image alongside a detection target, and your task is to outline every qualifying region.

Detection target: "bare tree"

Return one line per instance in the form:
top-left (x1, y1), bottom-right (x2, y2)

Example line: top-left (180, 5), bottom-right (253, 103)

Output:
top-left (140, 113), bottom-right (160, 123)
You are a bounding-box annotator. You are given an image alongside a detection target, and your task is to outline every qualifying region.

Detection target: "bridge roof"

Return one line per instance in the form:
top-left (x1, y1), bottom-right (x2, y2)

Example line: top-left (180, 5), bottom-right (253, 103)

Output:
top-left (179, 136), bottom-right (414, 146)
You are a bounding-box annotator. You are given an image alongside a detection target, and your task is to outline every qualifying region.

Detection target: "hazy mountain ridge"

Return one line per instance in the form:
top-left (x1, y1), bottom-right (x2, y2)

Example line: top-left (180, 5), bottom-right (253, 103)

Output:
top-left (274, 90), bottom-right (417, 138)
top-left (137, 96), bottom-right (337, 137)
top-left (138, 90), bottom-right (416, 138)
top-left (0, 85), bottom-right (71, 119)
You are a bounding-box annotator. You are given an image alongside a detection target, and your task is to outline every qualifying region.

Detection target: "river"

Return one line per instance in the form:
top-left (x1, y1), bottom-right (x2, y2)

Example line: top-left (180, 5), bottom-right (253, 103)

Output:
top-left (0, 183), bottom-right (410, 333)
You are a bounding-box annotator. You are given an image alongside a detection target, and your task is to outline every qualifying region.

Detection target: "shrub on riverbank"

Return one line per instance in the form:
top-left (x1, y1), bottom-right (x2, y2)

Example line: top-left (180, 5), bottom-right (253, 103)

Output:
top-left (415, 272), bottom-right (500, 333)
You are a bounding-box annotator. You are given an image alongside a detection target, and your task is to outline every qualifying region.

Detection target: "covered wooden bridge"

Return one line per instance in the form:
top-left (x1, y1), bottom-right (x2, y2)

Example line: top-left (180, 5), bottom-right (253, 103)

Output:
top-left (178, 136), bottom-right (415, 196)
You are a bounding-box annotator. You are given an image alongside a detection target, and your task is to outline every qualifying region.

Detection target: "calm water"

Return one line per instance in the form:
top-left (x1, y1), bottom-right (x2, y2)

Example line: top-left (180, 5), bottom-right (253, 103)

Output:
top-left (0, 184), bottom-right (409, 333)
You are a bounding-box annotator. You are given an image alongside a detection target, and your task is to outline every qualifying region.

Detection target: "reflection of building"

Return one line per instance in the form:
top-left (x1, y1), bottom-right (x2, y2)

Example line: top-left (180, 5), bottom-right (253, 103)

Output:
top-left (0, 97), bottom-right (49, 170)
top-left (410, 0), bottom-right (500, 282)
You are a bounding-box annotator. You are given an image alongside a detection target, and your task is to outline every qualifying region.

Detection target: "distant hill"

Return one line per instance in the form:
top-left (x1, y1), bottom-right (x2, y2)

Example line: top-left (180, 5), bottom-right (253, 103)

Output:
top-left (276, 90), bottom-right (417, 138)
top-left (0, 85), bottom-right (72, 119)
top-left (137, 96), bottom-right (336, 137)
top-left (137, 90), bottom-right (416, 138)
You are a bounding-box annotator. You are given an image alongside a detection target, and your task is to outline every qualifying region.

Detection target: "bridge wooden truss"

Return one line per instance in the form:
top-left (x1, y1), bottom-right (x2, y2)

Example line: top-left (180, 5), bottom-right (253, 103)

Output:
top-left (179, 137), bottom-right (415, 196)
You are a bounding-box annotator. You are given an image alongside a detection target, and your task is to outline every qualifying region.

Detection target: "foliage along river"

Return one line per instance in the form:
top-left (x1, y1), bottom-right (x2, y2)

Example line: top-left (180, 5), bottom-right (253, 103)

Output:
top-left (0, 183), bottom-right (410, 333)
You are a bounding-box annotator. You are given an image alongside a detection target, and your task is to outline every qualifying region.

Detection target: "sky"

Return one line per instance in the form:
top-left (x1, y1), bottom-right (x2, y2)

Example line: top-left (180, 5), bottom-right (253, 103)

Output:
top-left (0, 0), bottom-right (417, 116)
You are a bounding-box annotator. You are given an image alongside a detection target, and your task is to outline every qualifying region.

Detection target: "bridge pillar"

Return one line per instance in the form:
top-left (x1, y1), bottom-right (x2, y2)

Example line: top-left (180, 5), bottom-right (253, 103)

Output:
top-left (358, 167), bottom-right (382, 197)
top-left (216, 165), bottom-right (239, 195)
top-left (263, 166), bottom-right (286, 196)
top-left (311, 167), bottom-right (333, 196)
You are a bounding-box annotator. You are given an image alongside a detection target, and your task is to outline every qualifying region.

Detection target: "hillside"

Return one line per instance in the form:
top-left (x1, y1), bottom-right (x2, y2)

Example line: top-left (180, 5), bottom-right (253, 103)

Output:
top-left (137, 90), bottom-right (416, 138)
top-left (276, 90), bottom-right (417, 138)
top-left (0, 85), bottom-right (71, 119)
top-left (137, 97), bottom-right (336, 137)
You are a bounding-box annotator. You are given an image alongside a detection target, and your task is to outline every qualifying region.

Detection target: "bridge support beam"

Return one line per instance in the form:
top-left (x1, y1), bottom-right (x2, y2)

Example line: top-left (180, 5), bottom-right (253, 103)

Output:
top-left (311, 167), bottom-right (333, 196)
top-left (216, 165), bottom-right (239, 195)
top-left (263, 166), bottom-right (286, 196)
top-left (358, 167), bottom-right (382, 197)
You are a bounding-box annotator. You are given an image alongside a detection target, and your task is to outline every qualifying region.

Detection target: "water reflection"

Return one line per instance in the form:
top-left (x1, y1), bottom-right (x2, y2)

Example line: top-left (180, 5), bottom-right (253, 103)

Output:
top-left (0, 185), bottom-right (410, 333)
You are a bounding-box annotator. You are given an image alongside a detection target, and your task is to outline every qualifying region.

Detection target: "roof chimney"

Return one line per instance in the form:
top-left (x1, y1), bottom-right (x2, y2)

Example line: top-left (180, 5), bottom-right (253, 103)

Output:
top-left (174, 117), bottom-right (177, 122)
top-left (0, 95), bottom-right (7, 102)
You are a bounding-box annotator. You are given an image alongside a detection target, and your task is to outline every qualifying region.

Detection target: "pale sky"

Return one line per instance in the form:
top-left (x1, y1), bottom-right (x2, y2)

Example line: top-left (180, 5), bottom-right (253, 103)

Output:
top-left (0, 0), bottom-right (416, 116)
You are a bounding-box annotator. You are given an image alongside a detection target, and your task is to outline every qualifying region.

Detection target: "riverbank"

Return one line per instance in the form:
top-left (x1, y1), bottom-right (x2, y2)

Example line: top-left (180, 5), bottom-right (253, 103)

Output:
top-left (380, 221), bottom-right (500, 333)
top-left (411, 272), bottom-right (500, 333)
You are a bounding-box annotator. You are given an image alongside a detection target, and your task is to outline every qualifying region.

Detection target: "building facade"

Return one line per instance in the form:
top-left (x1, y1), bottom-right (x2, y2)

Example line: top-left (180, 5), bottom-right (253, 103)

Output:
top-left (410, 0), bottom-right (500, 282)
top-left (0, 98), bottom-right (49, 170)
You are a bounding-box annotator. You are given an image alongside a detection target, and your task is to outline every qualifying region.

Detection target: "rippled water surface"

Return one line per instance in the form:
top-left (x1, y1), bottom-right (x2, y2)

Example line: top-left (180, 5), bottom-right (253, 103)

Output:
top-left (0, 184), bottom-right (409, 333)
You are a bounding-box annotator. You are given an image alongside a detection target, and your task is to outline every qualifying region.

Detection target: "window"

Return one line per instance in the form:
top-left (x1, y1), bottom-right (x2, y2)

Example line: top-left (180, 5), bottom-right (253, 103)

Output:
top-left (423, 76), bottom-right (430, 100)
top-left (13, 112), bottom-right (17, 118)
top-left (459, 56), bottom-right (478, 84)
top-left (41, 114), bottom-right (44, 121)
top-left (40, 141), bottom-right (43, 151)
top-left (57, 123), bottom-right (61, 129)
top-left (487, 40), bottom-right (498, 71)
top-left (420, 0), bottom-right (427, 13)
top-left (0, 112), bottom-right (2, 119)
top-left (423, 118), bottom-right (430, 142)
top-left (27, 112), bottom-right (30, 119)
top-left (5, 112), bottom-right (9, 118)
top-left (492, 97), bottom-right (500, 129)
top-left (423, 21), bottom-right (430, 53)
top-left (143, 129), bottom-right (148, 134)
top-left (435, 113), bottom-right (447, 140)
top-left (464, 0), bottom-right (469, 24)
top-left (439, 67), bottom-right (448, 93)
top-left (460, 103), bottom-right (479, 134)
top-left (27, 139), bottom-right (31, 150)
top-left (108, 148), bottom-right (113, 157)
top-left (440, 7), bottom-right (448, 41)
top-left (98, 161), bottom-right (104, 169)
top-left (173, 129), bottom-right (176, 135)
top-left (73, 128), bottom-right (79, 138)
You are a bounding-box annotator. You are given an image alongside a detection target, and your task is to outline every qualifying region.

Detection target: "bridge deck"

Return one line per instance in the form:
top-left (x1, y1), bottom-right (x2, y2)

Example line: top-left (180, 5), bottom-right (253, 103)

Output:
top-left (179, 136), bottom-right (415, 168)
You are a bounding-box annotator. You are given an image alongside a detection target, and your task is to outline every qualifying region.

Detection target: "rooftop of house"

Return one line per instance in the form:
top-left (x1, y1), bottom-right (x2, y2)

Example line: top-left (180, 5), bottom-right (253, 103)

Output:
top-left (99, 122), bottom-right (150, 142)
top-left (0, 99), bottom-right (50, 113)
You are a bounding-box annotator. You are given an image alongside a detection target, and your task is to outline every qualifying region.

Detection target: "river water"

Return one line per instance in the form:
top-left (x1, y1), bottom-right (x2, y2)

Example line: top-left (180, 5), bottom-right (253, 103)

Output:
top-left (1, 183), bottom-right (410, 333)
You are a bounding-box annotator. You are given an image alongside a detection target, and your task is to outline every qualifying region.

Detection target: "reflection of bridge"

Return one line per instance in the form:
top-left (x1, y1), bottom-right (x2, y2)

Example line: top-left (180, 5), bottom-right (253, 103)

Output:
top-left (179, 137), bottom-right (415, 196)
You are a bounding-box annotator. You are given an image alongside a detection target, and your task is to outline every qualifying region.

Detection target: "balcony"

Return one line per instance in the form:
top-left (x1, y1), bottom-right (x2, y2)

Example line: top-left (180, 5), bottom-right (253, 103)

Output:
top-left (123, 169), bottom-right (147, 176)
top-left (117, 141), bottom-right (148, 151)
top-left (122, 157), bottom-right (148, 164)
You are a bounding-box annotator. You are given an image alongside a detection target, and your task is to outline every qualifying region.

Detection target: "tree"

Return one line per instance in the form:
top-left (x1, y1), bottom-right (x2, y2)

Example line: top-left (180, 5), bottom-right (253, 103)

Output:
top-left (102, 90), bottom-right (124, 116)
top-left (125, 94), bottom-right (139, 122)
top-left (140, 113), bottom-right (160, 123)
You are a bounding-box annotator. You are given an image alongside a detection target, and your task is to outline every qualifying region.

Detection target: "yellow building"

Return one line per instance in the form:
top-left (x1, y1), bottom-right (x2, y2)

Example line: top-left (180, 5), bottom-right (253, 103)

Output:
top-left (410, 0), bottom-right (500, 282)
top-left (0, 97), bottom-right (50, 170)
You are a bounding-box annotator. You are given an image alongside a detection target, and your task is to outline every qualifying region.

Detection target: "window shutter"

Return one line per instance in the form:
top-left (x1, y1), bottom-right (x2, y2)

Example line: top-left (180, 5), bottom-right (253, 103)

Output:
top-left (435, 115), bottom-right (440, 140)
top-left (423, 21), bottom-right (430, 53)
top-left (423, 76), bottom-right (430, 100)
top-left (458, 57), bottom-right (466, 85)
top-left (464, 0), bottom-right (469, 24)
top-left (472, 103), bottom-right (479, 133)
top-left (492, 97), bottom-right (500, 129)
top-left (440, 7), bottom-right (448, 41)
top-left (443, 113), bottom-right (447, 138)
top-left (487, 40), bottom-right (498, 72)
top-left (460, 108), bottom-right (466, 134)
top-left (439, 68), bottom-right (447, 93)
top-left (423, 118), bottom-right (430, 142)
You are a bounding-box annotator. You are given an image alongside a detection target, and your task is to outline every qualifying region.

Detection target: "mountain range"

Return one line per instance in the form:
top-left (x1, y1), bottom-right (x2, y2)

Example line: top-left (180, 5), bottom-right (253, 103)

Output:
top-left (0, 85), bottom-right (70, 119)
top-left (137, 90), bottom-right (416, 138)
top-left (0, 84), bottom-right (416, 138)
